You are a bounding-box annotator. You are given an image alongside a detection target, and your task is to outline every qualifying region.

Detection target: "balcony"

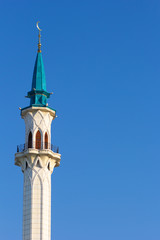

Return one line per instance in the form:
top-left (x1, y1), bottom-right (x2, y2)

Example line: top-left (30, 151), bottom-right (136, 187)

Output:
top-left (17, 142), bottom-right (59, 153)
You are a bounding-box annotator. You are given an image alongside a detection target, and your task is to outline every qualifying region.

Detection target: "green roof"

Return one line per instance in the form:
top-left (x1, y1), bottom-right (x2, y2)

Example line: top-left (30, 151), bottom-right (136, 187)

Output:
top-left (32, 52), bottom-right (46, 91)
top-left (27, 52), bottom-right (51, 106)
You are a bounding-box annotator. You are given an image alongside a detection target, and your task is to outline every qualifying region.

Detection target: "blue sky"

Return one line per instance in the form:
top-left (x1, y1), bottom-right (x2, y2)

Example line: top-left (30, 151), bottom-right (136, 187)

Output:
top-left (0, 0), bottom-right (160, 239)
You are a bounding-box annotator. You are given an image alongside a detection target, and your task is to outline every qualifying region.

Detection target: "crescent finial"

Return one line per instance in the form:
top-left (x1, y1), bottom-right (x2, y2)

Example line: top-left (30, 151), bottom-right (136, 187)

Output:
top-left (36, 21), bottom-right (42, 31)
top-left (36, 21), bottom-right (42, 52)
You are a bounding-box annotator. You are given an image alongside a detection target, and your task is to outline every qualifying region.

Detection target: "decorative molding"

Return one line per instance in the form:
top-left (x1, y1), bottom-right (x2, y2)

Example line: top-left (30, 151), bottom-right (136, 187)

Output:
top-left (19, 155), bottom-right (56, 175)
top-left (23, 110), bottom-right (52, 147)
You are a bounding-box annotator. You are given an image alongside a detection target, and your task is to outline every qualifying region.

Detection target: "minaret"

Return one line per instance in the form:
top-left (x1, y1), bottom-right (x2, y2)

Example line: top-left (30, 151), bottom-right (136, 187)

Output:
top-left (15, 23), bottom-right (61, 240)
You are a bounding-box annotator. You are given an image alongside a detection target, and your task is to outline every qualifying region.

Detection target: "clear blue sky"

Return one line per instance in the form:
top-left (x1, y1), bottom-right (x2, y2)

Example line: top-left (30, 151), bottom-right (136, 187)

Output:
top-left (0, 0), bottom-right (160, 239)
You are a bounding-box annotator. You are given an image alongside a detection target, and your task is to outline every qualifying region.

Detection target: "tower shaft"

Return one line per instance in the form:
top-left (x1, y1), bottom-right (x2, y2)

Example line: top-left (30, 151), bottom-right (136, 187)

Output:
top-left (23, 156), bottom-right (51, 240)
top-left (15, 107), bottom-right (60, 240)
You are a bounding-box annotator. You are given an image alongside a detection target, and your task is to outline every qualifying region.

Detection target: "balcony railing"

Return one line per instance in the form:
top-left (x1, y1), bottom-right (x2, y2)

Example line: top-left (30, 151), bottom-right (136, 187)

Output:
top-left (17, 142), bottom-right (59, 153)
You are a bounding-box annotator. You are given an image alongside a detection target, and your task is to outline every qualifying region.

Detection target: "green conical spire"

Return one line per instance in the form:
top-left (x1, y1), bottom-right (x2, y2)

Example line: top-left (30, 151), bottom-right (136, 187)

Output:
top-left (32, 52), bottom-right (46, 91)
top-left (27, 26), bottom-right (51, 107)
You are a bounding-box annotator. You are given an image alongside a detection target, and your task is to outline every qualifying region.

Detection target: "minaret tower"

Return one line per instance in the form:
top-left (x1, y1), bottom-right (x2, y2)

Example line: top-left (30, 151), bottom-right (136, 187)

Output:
top-left (15, 23), bottom-right (61, 240)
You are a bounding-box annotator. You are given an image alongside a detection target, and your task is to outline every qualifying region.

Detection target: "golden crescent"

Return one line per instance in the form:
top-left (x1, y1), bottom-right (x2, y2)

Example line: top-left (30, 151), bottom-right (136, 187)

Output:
top-left (36, 21), bottom-right (42, 31)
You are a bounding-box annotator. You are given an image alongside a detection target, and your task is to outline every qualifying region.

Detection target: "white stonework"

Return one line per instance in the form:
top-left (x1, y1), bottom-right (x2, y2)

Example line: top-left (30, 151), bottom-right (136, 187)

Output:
top-left (22, 107), bottom-right (54, 149)
top-left (15, 107), bottom-right (61, 240)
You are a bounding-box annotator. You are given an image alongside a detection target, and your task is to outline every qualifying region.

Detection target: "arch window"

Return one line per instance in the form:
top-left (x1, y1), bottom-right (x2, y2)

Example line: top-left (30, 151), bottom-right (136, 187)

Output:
top-left (26, 161), bottom-right (28, 169)
top-left (45, 132), bottom-right (48, 149)
top-left (28, 131), bottom-right (32, 148)
top-left (36, 130), bottom-right (41, 149)
top-left (48, 162), bottom-right (50, 171)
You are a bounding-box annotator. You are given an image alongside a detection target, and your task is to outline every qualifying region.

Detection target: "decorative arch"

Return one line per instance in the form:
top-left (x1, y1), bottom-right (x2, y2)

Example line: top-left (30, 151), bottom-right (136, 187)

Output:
top-left (48, 162), bottom-right (50, 171)
top-left (45, 132), bottom-right (48, 149)
top-left (28, 131), bottom-right (32, 148)
top-left (36, 130), bottom-right (41, 149)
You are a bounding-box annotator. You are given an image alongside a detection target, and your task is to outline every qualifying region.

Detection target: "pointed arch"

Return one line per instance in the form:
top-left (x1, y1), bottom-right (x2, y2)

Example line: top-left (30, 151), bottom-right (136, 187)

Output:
top-left (45, 132), bottom-right (48, 149)
top-left (36, 130), bottom-right (41, 149)
top-left (36, 160), bottom-right (41, 168)
top-left (28, 131), bottom-right (32, 148)
top-left (48, 162), bottom-right (50, 171)
top-left (26, 161), bottom-right (28, 169)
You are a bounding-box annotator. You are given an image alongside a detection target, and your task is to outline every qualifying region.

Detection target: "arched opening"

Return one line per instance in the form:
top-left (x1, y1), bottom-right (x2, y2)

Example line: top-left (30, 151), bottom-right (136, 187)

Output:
top-left (28, 131), bottom-right (32, 148)
top-left (26, 161), bottom-right (28, 169)
top-left (45, 132), bottom-right (48, 149)
top-left (36, 160), bottom-right (41, 168)
top-left (36, 130), bottom-right (41, 149)
top-left (48, 162), bottom-right (50, 171)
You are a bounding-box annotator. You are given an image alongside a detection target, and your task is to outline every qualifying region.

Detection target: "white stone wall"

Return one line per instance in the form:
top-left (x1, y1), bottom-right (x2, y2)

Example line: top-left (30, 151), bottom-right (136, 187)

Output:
top-left (23, 156), bottom-right (52, 240)
top-left (23, 110), bottom-right (53, 148)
